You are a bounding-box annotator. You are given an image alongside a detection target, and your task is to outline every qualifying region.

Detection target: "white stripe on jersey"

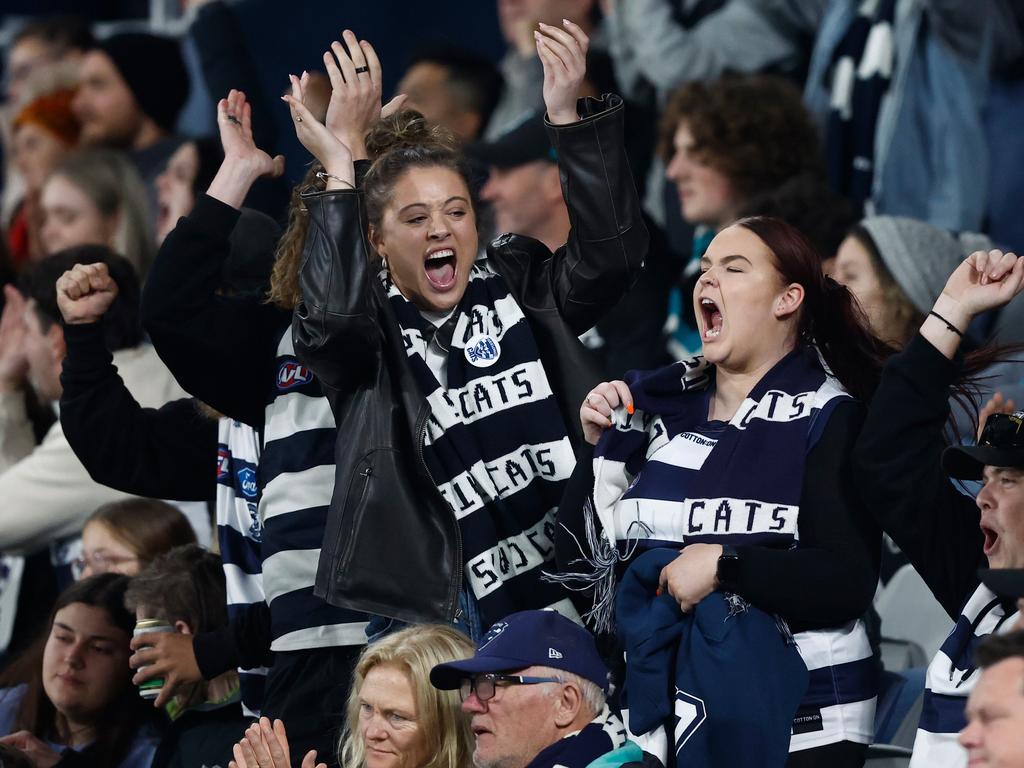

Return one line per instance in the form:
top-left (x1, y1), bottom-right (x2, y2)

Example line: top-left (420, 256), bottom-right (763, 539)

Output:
top-left (261, 464), bottom-right (335, 523)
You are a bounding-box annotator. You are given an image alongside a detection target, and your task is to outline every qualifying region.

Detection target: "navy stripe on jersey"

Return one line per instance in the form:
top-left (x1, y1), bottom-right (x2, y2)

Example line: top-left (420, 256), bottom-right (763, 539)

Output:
top-left (919, 691), bottom-right (969, 735)
top-left (802, 657), bottom-right (880, 709)
top-left (220, 525), bottom-right (262, 575)
top-left (260, 330), bottom-right (370, 652)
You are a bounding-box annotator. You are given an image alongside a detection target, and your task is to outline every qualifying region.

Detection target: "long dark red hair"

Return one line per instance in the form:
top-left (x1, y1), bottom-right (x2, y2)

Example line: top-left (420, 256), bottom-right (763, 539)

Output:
top-left (736, 216), bottom-right (895, 402)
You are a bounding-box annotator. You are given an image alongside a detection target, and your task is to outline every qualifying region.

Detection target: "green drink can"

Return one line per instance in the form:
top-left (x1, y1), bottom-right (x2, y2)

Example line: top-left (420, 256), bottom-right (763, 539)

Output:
top-left (133, 618), bottom-right (174, 700)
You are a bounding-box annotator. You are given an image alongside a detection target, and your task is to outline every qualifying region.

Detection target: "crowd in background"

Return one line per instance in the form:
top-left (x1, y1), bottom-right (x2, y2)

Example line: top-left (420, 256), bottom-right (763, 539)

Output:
top-left (0, 1), bottom-right (1023, 767)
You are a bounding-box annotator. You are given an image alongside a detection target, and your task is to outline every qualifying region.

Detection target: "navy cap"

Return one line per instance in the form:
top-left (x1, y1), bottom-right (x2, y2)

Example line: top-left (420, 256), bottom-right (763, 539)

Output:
top-left (942, 410), bottom-right (1024, 480)
top-left (464, 111), bottom-right (556, 169)
top-left (430, 610), bottom-right (609, 692)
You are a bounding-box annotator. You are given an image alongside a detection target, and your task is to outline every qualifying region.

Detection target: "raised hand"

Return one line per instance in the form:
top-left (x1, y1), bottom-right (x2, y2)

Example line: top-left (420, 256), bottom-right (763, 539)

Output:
top-left (218, 89), bottom-right (286, 179)
top-left (322, 30), bottom-right (407, 160)
top-left (939, 250), bottom-right (1024, 325)
top-left (0, 286), bottom-right (29, 394)
top-left (229, 717), bottom-right (326, 768)
top-left (580, 380), bottom-right (634, 445)
top-left (55, 262), bottom-right (119, 326)
top-left (535, 19), bottom-right (589, 125)
top-left (282, 71), bottom-right (354, 188)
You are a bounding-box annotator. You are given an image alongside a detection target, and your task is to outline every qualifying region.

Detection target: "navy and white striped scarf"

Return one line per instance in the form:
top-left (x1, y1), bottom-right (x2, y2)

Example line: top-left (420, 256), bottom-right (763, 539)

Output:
top-left (385, 260), bottom-right (578, 626)
top-left (912, 583), bottom-right (1019, 767)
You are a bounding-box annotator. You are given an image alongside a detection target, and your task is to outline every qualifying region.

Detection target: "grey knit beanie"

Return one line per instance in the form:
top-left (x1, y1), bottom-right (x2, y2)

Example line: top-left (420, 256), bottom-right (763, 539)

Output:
top-left (859, 216), bottom-right (992, 315)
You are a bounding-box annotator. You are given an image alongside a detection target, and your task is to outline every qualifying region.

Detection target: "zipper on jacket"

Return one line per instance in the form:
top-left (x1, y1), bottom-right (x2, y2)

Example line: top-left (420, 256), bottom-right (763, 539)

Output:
top-left (415, 404), bottom-right (463, 621)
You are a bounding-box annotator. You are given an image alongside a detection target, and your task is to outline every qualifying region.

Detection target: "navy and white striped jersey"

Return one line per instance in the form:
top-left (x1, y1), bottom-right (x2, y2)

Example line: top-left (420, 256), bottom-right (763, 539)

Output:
top-left (260, 331), bottom-right (370, 652)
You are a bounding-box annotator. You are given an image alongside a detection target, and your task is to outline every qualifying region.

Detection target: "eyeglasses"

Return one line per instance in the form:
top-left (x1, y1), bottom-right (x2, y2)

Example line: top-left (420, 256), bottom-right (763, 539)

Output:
top-left (980, 412), bottom-right (1024, 449)
top-left (459, 673), bottom-right (562, 703)
top-left (72, 552), bottom-right (140, 578)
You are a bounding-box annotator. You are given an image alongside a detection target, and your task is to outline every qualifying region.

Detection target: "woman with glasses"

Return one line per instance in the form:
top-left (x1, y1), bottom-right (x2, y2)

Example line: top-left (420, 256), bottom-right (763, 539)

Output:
top-left (854, 248), bottom-right (1024, 766)
top-left (229, 624), bottom-right (474, 768)
top-left (76, 498), bottom-right (196, 579)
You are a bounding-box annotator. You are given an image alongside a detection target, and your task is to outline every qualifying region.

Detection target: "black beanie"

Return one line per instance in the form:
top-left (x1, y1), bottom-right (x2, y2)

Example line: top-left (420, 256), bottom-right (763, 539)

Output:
top-left (96, 33), bottom-right (190, 133)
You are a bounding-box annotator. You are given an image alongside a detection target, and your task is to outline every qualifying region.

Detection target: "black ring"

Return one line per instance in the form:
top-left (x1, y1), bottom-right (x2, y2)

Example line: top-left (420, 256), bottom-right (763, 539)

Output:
top-left (354, 65), bottom-right (370, 74)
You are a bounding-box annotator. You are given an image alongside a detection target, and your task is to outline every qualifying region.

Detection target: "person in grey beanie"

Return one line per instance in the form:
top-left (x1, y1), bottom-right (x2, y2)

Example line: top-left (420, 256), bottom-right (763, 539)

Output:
top-left (833, 215), bottom-right (993, 347)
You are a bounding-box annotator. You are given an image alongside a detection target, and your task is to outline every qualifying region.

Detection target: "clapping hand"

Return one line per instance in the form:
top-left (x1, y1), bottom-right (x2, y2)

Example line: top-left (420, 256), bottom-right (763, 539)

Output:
top-left (535, 19), bottom-right (589, 125)
top-left (229, 717), bottom-right (325, 768)
top-left (55, 263), bottom-right (119, 326)
top-left (218, 89), bottom-right (285, 180)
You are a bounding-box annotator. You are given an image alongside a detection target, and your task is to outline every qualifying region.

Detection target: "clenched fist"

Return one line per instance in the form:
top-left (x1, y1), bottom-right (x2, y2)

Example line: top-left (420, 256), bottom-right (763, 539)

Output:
top-left (56, 262), bottom-right (119, 325)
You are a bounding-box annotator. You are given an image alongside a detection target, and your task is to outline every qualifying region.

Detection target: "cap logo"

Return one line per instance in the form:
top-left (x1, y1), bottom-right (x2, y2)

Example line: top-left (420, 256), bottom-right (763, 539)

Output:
top-left (548, 648), bottom-right (563, 659)
top-left (479, 620), bottom-right (508, 649)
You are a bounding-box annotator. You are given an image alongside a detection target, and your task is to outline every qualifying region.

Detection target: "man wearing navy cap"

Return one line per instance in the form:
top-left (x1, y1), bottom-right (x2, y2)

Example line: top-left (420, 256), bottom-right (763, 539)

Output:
top-left (431, 610), bottom-right (624, 768)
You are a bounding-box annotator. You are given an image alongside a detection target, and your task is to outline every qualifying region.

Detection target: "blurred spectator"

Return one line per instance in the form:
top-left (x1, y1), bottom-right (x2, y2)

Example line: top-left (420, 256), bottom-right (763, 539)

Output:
top-left (126, 545), bottom-right (249, 768)
top-left (958, 631), bottom-right (1024, 768)
top-left (0, 246), bottom-right (185, 556)
top-left (72, 32), bottom-right (190, 217)
top-left (834, 217), bottom-right (992, 348)
top-left (75, 499), bottom-right (197, 580)
top-left (230, 624), bottom-right (476, 768)
top-left (605, 0), bottom-right (994, 232)
top-left (154, 137), bottom-right (223, 245)
top-left (485, 0), bottom-right (598, 138)
top-left (396, 44), bottom-right (504, 142)
top-left (430, 610), bottom-right (624, 768)
top-left (0, 574), bottom-right (161, 766)
top-left (40, 149), bottom-right (154, 279)
top-left (472, 112), bottom-right (672, 376)
top-left (3, 15), bottom-right (93, 104)
top-left (659, 74), bottom-right (824, 356)
top-left (8, 82), bottom-right (81, 268)
top-left (736, 174), bottom-right (857, 273)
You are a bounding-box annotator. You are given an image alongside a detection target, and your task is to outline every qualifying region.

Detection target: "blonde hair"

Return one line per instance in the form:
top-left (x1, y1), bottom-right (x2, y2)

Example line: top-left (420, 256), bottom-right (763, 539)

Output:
top-left (48, 149), bottom-right (155, 280)
top-left (339, 625), bottom-right (475, 768)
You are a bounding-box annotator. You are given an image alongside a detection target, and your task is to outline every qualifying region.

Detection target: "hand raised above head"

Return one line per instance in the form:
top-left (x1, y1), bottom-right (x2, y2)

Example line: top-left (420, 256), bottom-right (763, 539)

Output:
top-left (55, 262), bottom-right (119, 326)
top-left (217, 88), bottom-right (285, 180)
top-left (321, 30), bottom-right (408, 161)
top-left (939, 249), bottom-right (1024, 323)
top-left (281, 72), bottom-right (355, 189)
top-left (535, 18), bottom-right (589, 125)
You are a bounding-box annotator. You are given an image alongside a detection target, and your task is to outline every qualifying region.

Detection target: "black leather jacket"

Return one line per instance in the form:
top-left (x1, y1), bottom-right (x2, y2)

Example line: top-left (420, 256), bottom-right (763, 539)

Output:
top-left (293, 95), bottom-right (648, 623)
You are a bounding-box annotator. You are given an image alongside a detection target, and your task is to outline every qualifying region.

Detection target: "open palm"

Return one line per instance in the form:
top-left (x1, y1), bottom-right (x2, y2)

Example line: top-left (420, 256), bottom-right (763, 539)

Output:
top-left (217, 88), bottom-right (285, 179)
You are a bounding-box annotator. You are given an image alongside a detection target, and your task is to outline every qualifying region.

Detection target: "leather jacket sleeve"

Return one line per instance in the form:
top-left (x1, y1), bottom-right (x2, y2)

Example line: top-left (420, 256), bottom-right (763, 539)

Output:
top-left (292, 188), bottom-right (381, 396)
top-left (494, 94), bottom-right (649, 336)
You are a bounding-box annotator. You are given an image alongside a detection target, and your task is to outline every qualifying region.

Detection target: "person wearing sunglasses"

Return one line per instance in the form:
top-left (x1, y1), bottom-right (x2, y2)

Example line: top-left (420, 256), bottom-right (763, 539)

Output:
top-left (429, 611), bottom-right (624, 768)
top-left (854, 248), bottom-right (1024, 767)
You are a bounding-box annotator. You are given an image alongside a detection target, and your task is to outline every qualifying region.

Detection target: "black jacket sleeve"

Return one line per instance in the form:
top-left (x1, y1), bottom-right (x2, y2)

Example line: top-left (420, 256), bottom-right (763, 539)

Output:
top-left (58, 323), bottom-right (216, 501)
top-left (852, 333), bottom-right (983, 618)
top-left (192, 600), bottom-right (272, 678)
top-left (142, 194), bottom-right (289, 427)
top-left (491, 95), bottom-right (649, 336)
top-left (721, 401), bottom-right (880, 632)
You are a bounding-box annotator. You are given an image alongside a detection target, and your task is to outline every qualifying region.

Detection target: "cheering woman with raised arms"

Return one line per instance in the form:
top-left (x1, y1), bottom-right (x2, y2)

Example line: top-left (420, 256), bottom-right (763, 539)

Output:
top-left (282, 23), bottom-right (647, 634)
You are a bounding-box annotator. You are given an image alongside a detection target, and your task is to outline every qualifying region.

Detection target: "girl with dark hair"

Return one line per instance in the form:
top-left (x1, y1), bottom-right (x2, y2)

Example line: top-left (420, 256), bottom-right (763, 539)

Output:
top-left (283, 21), bottom-right (647, 631)
top-left (563, 217), bottom-right (885, 766)
top-left (0, 573), bottom-right (161, 766)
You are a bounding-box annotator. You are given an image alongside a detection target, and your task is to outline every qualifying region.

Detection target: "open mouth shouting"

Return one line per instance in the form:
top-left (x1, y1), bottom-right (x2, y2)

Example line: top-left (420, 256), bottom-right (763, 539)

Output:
top-left (424, 247), bottom-right (458, 292)
top-left (699, 297), bottom-right (724, 341)
top-left (981, 523), bottom-right (1000, 558)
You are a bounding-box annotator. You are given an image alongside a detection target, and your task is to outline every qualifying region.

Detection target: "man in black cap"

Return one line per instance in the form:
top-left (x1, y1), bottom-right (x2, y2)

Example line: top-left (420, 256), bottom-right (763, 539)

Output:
top-left (73, 32), bottom-right (190, 215)
top-left (431, 610), bottom-right (625, 768)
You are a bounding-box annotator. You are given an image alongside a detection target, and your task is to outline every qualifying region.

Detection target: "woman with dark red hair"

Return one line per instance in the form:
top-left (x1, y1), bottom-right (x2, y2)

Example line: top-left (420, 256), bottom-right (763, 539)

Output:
top-left (559, 217), bottom-right (889, 766)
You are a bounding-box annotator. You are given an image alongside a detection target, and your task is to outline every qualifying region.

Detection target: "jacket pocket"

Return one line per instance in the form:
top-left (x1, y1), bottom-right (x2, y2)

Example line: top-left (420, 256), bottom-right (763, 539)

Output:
top-left (335, 450), bottom-right (382, 572)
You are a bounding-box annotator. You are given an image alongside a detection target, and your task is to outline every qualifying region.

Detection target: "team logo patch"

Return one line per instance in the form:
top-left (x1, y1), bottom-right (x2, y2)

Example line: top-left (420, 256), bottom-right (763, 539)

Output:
top-left (465, 333), bottom-right (501, 368)
top-left (237, 467), bottom-right (258, 499)
top-left (216, 447), bottom-right (230, 480)
top-left (673, 689), bottom-right (707, 755)
top-left (276, 361), bottom-right (313, 391)
top-left (478, 620), bottom-right (508, 649)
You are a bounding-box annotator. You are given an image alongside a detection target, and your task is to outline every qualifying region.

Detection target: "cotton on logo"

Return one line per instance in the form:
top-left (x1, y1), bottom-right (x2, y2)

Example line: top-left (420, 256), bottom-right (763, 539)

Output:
top-left (276, 361), bottom-right (313, 391)
top-left (237, 467), bottom-right (258, 499)
top-left (673, 689), bottom-right (707, 756)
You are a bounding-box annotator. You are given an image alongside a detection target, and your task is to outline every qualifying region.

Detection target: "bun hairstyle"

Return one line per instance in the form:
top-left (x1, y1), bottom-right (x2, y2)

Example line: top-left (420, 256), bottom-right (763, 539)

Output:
top-left (363, 110), bottom-right (475, 231)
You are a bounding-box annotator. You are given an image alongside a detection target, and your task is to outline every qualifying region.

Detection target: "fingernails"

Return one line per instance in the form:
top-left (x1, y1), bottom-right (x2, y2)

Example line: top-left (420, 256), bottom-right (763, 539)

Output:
top-left (626, 403), bottom-right (635, 415)
top-left (656, 587), bottom-right (663, 597)
top-left (563, 17), bottom-right (571, 24)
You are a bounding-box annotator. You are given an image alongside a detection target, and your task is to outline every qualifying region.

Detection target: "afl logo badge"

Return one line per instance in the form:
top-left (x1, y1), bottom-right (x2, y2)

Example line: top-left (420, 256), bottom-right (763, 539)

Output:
top-left (464, 333), bottom-right (501, 367)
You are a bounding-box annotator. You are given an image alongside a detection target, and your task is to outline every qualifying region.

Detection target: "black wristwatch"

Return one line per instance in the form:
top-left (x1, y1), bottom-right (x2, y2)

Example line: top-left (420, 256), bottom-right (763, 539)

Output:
top-left (716, 544), bottom-right (740, 588)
